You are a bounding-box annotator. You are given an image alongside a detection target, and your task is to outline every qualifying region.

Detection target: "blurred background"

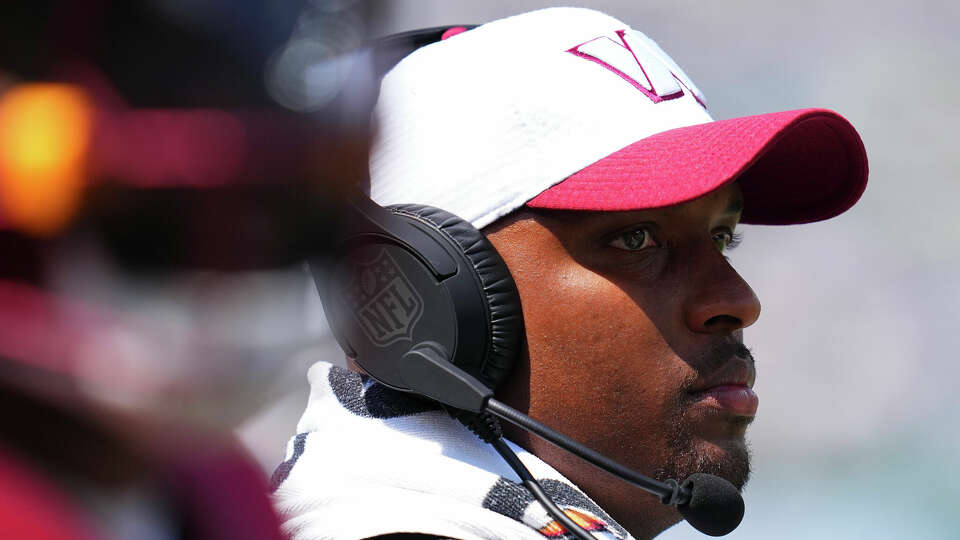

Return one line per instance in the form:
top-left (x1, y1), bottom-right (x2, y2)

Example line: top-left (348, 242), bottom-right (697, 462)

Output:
top-left (1, 1), bottom-right (957, 539)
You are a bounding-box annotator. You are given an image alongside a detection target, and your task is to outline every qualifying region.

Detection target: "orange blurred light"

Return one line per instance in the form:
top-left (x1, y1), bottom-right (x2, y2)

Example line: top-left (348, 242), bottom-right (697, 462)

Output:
top-left (0, 84), bottom-right (92, 236)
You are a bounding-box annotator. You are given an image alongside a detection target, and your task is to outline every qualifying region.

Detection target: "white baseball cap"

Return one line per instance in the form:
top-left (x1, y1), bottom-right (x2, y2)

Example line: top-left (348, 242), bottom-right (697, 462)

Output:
top-left (369, 7), bottom-right (867, 229)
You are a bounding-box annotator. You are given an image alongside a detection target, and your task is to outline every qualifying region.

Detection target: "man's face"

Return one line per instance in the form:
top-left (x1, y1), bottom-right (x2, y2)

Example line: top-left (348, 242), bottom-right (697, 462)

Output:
top-left (484, 182), bottom-right (760, 538)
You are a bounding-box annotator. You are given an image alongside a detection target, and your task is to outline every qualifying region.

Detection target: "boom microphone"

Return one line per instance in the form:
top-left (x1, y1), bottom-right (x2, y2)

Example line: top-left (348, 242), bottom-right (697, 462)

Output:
top-left (390, 344), bottom-right (744, 536)
top-left (677, 474), bottom-right (745, 536)
top-left (487, 398), bottom-right (744, 536)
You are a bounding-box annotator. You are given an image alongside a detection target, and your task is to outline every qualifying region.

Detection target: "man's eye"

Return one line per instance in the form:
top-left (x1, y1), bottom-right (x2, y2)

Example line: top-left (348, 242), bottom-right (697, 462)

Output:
top-left (713, 230), bottom-right (743, 252)
top-left (609, 228), bottom-right (658, 250)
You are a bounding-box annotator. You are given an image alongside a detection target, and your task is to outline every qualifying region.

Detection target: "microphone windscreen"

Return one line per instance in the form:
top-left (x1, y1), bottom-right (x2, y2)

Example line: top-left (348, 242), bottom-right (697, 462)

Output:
top-left (676, 473), bottom-right (744, 536)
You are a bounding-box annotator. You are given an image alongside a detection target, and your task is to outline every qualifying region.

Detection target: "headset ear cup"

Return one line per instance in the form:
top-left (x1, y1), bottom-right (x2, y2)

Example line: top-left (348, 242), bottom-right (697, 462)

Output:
top-left (388, 204), bottom-right (523, 390)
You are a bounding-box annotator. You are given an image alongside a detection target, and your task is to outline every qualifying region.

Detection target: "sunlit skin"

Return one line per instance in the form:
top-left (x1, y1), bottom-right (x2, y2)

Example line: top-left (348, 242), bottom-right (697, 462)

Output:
top-left (484, 182), bottom-right (761, 539)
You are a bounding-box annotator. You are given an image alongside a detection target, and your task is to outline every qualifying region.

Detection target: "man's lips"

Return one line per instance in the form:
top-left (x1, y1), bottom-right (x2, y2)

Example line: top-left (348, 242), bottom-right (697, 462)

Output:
top-left (687, 353), bottom-right (758, 416)
top-left (689, 385), bottom-right (759, 416)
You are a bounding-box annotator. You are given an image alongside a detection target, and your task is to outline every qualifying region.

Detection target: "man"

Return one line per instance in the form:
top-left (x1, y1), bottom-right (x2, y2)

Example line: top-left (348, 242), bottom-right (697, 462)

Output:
top-left (273, 7), bottom-right (867, 540)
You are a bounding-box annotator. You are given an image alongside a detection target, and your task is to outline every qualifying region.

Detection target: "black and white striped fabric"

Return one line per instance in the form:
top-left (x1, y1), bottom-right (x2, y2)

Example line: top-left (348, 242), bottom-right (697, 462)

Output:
top-left (272, 362), bottom-right (632, 540)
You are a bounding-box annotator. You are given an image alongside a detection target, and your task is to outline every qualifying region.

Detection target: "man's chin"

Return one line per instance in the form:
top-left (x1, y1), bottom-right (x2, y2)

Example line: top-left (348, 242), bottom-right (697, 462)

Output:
top-left (658, 435), bottom-right (752, 491)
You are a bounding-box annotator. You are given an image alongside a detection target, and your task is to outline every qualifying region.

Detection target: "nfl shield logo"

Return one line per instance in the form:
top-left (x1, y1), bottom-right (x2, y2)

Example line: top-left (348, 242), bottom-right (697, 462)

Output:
top-left (342, 249), bottom-right (424, 347)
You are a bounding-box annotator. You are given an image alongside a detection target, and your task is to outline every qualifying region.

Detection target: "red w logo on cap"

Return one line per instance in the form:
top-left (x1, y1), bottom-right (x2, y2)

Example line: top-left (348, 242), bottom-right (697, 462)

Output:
top-left (568, 29), bottom-right (705, 107)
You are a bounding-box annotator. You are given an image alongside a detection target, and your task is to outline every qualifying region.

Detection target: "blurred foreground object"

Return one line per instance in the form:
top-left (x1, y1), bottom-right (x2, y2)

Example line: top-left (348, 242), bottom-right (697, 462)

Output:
top-left (0, 0), bottom-right (384, 538)
top-left (0, 360), bottom-right (284, 540)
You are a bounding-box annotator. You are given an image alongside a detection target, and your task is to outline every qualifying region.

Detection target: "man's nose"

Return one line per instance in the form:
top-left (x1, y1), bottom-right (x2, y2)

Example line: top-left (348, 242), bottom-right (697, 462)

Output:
top-left (684, 257), bottom-right (761, 334)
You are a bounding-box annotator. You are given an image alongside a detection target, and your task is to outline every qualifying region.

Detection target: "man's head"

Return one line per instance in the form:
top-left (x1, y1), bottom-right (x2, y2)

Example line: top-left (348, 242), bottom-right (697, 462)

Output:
top-left (366, 7), bottom-right (867, 538)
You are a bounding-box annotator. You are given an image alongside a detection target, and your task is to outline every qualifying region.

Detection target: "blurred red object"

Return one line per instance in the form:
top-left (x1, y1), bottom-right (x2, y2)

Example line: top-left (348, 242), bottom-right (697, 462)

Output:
top-left (0, 278), bottom-right (108, 378)
top-left (0, 445), bottom-right (101, 540)
top-left (0, 358), bottom-right (287, 540)
top-left (0, 280), bottom-right (288, 539)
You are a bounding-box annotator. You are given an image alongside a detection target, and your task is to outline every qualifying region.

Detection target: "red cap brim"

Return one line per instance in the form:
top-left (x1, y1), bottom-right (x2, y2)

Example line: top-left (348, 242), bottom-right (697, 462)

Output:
top-left (525, 108), bottom-right (868, 225)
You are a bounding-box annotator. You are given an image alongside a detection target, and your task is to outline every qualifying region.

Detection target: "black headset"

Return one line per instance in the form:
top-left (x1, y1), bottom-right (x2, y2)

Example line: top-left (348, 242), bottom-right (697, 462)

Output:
top-left (316, 192), bottom-right (523, 412)
top-left (312, 26), bottom-right (744, 538)
top-left (316, 26), bottom-right (523, 413)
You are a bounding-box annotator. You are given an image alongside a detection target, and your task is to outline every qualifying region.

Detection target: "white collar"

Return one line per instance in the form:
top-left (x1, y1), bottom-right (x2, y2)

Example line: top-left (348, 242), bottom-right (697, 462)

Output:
top-left (272, 362), bottom-right (633, 540)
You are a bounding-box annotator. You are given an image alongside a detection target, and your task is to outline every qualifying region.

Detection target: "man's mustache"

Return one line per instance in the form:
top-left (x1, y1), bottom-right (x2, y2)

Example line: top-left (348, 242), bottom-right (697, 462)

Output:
top-left (701, 340), bottom-right (754, 371)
